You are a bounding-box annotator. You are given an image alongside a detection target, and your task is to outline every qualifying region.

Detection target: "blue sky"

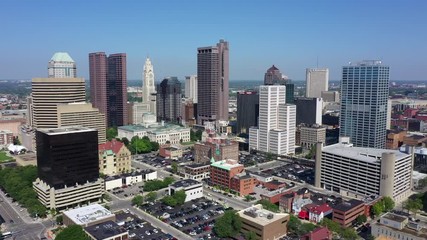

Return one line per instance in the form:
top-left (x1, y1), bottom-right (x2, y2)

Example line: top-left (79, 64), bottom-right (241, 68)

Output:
top-left (1, 0), bottom-right (426, 81)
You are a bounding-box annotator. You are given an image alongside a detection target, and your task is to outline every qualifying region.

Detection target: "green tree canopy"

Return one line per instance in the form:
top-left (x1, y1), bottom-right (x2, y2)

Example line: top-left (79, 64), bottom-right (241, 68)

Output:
top-left (372, 201), bottom-right (384, 217)
top-left (55, 225), bottom-right (90, 240)
top-left (146, 191), bottom-right (157, 202)
top-left (171, 162), bottom-right (178, 174)
top-left (132, 195), bottom-right (144, 207)
top-left (356, 214), bottom-right (367, 225)
top-left (56, 215), bottom-right (63, 225)
top-left (256, 199), bottom-right (279, 213)
top-left (106, 127), bottom-right (118, 141)
top-left (382, 196), bottom-right (395, 212)
top-left (404, 198), bottom-right (423, 217)
top-left (245, 231), bottom-right (258, 240)
top-left (213, 210), bottom-right (242, 238)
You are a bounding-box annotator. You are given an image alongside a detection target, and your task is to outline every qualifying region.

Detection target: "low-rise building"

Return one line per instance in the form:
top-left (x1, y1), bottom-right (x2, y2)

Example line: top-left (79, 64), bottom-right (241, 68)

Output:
top-left (372, 213), bottom-right (427, 240)
top-left (300, 227), bottom-right (332, 240)
top-left (159, 144), bottom-right (182, 159)
top-left (104, 176), bottom-right (122, 191)
top-left (85, 221), bottom-right (129, 240)
top-left (183, 164), bottom-right (210, 180)
top-left (117, 121), bottom-right (190, 145)
top-left (104, 170), bottom-right (156, 190)
top-left (168, 179), bottom-right (203, 202)
top-left (99, 140), bottom-right (131, 175)
top-left (33, 178), bottom-right (104, 210)
top-left (63, 204), bottom-right (115, 227)
top-left (412, 171), bottom-right (427, 189)
top-left (308, 203), bottom-right (332, 223)
top-left (194, 138), bottom-right (239, 164)
top-left (0, 130), bottom-right (13, 146)
top-left (230, 173), bottom-right (257, 196)
top-left (248, 171), bottom-right (274, 184)
top-left (332, 199), bottom-right (365, 227)
top-left (210, 159), bottom-right (244, 190)
top-left (237, 204), bottom-right (290, 240)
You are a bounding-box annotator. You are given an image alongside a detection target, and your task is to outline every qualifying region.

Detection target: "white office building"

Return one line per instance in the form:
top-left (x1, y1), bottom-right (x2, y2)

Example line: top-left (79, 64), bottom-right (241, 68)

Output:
top-left (249, 85), bottom-right (296, 155)
top-left (339, 60), bottom-right (389, 149)
top-left (185, 75), bottom-right (198, 104)
top-left (168, 179), bottom-right (203, 202)
top-left (48, 52), bottom-right (77, 78)
top-left (315, 137), bottom-right (412, 203)
top-left (306, 68), bottom-right (329, 98)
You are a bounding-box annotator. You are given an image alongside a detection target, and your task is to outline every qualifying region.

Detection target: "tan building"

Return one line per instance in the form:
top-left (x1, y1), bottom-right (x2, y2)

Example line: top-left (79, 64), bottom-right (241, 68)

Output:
top-left (299, 124), bottom-right (326, 149)
top-left (372, 213), bottom-right (427, 240)
top-left (194, 139), bottom-right (239, 164)
top-left (386, 130), bottom-right (406, 149)
top-left (159, 144), bottom-right (183, 159)
top-left (98, 139), bottom-right (131, 175)
top-left (57, 102), bottom-right (106, 143)
top-left (0, 130), bottom-right (13, 146)
top-left (0, 118), bottom-right (25, 136)
top-left (238, 204), bottom-right (290, 240)
top-left (31, 77), bottom-right (86, 128)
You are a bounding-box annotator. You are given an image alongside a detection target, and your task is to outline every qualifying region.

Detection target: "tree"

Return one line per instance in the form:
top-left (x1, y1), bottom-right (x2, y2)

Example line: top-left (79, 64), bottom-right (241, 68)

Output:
top-left (244, 195), bottom-right (255, 202)
top-left (306, 145), bottom-right (316, 159)
top-left (320, 218), bottom-right (341, 234)
top-left (371, 201), bottom-right (384, 217)
top-left (173, 190), bottom-right (187, 205)
top-left (404, 198), bottom-right (423, 217)
top-left (150, 141), bottom-right (159, 151)
top-left (162, 196), bottom-right (177, 206)
top-left (287, 215), bottom-right (301, 233)
top-left (56, 215), bottom-right (63, 225)
top-left (340, 228), bottom-right (358, 240)
top-left (171, 162), bottom-right (178, 174)
top-left (132, 195), bottom-right (144, 207)
top-left (121, 137), bottom-right (130, 146)
top-left (213, 210), bottom-right (242, 238)
top-left (13, 136), bottom-right (21, 145)
top-left (146, 191), bottom-right (157, 202)
top-left (382, 196), bottom-right (395, 212)
top-left (356, 214), bottom-right (367, 225)
top-left (55, 225), bottom-right (90, 240)
top-left (256, 199), bottom-right (279, 213)
top-left (106, 127), bottom-right (118, 141)
top-left (245, 231), bottom-right (258, 240)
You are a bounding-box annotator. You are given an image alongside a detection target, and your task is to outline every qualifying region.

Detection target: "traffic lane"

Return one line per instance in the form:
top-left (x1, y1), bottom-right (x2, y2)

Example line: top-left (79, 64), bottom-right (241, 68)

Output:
top-left (203, 188), bottom-right (251, 210)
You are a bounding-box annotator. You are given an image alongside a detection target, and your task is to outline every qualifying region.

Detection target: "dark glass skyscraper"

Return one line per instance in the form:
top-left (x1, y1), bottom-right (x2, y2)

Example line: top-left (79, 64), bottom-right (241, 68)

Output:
top-left (236, 91), bottom-right (259, 134)
top-left (89, 52), bottom-right (128, 127)
top-left (339, 60), bottom-right (389, 148)
top-left (156, 77), bottom-right (181, 122)
top-left (36, 127), bottom-right (99, 189)
top-left (197, 40), bottom-right (229, 124)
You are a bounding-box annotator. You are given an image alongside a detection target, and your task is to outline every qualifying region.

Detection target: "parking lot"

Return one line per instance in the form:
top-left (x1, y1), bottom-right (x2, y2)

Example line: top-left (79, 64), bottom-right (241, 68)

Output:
top-left (115, 211), bottom-right (176, 240)
top-left (140, 198), bottom-right (225, 239)
top-left (257, 163), bottom-right (315, 185)
top-left (108, 182), bottom-right (145, 199)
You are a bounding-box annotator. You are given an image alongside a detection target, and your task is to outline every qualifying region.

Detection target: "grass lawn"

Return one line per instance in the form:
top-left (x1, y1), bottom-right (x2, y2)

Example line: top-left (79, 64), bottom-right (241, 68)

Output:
top-left (181, 141), bottom-right (195, 146)
top-left (0, 151), bottom-right (13, 162)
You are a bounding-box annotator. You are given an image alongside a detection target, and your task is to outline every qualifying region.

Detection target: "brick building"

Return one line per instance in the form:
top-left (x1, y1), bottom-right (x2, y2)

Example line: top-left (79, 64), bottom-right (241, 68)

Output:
top-left (210, 159), bottom-right (244, 189)
top-left (332, 199), bottom-right (365, 227)
top-left (230, 173), bottom-right (257, 196)
top-left (194, 138), bottom-right (238, 164)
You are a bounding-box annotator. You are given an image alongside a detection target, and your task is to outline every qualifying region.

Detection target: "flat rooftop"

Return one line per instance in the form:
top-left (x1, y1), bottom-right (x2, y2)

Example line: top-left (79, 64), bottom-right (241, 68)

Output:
top-left (211, 159), bottom-right (242, 171)
top-left (382, 213), bottom-right (407, 223)
top-left (185, 164), bottom-right (210, 169)
top-left (118, 123), bottom-right (189, 134)
top-left (63, 204), bottom-right (114, 225)
top-left (333, 199), bottom-right (364, 212)
top-left (170, 179), bottom-right (201, 188)
top-left (323, 143), bottom-right (410, 163)
top-left (84, 220), bottom-right (127, 239)
top-left (238, 204), bottom-right (289, 226)
top-left (38, 126), bottom-right (96, 135)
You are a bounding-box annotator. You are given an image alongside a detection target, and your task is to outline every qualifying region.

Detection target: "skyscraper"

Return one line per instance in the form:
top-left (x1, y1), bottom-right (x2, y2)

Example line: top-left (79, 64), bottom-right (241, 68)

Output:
top-left (306, 68), bottom-right (329, 98)
top-left (339, 60), bottom-right (389, 148)
top-left (294, 97), bottom-right (323, 125)
top-left (185, 75), bottom-right (198, 104)
top-left (156, 77), bottom-right (181, 123)
top-left (236, 91), bottom-right (259, 134)
top-left (89, 52), bottom-right (108, 117)
top-left (264, 65), bottom-right (286, 85)
top-left (32, 77), bottom-right (86, 128)
top-left (107, 53), bottom-right (128, 127)
top-left (197, 40), bottom-right (229, 124)
top-left (249, 85), bottom-right (296, 155)
top-left (48, 52), bottom-right (77, 78)
top-left (33, 126), bottom-right (104, 210)
top-left (142, 57), bottom-right (157, 115)
top-left (89, 52), bottom-right (128, 127)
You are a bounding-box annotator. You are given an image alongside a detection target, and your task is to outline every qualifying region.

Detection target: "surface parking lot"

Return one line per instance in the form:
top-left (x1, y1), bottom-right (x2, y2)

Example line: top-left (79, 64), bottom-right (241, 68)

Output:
top-left (141, 198), bottom-right (225, 240)
top-left (116, 211), bottom-right (176, 240)
top-left (261, 163), bottom-right (315, 184)
top-left (109, 183), bottom-right (145, 199)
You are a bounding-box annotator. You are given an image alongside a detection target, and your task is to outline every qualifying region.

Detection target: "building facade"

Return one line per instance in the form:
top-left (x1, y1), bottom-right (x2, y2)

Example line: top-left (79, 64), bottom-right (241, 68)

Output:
top-left (306, 68), bottom-right (329, 98)
top-left (185, 75), bottom-right (198, 104)
top-left (249, 85), bottom-right (296, 155)
top-left (117, 122), bottom-right (190, 145)
top-left (264, 65), bottom-right (286, 85)
top-left (33, 126), bottom-right (103, 210)
top-left (183, 164), bottom-right (211, 180)
top-left (168, 179), bottom-right (203, 202)
top-left (372, 213), bottom-right (427, 240)
top-left (299, 124), bottom-right (326, 149)
top-left (197, 40), bottom-right (229, 124)
top-left (89, 52), bottom-right (128, 127)
top-left (210, 159), bottom-right (244, 189)
top-left (57, 102), bottom-right (106, 143)
top-left (98, 139), bottom-right (131, 175)
top-left (294, 97), bottom-right (323, 125)
top-left (31, 78), bottom-right (86, 128)
top-left (194, 138), bottom-right (239, 164)
top-left (156, 77), bottom-right (181, 123)
top-left (340, 60), bottom-right (389, 149)
top-left (0, 130), bottom-right (13, 146)
top-left (48, 52), bottom-right (77, 78)
top-left (315, 138), bottom-right (412, 203)
top-left (236, 91), bottom-right (259, 134)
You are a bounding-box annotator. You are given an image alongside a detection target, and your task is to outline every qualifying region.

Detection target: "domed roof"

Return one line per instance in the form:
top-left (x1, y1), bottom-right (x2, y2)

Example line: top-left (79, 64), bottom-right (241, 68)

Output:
top-left (50, 52), bottom-right (75, 62)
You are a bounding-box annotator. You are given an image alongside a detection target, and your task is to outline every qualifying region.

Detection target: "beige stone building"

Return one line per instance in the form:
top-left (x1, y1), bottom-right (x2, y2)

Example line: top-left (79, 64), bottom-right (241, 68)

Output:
top-left (299, 124), bottom-right (326, 149)
top-left (57, 102), bottom-right (106, 143)
top-left (99, 139), bottom-right (131, 175)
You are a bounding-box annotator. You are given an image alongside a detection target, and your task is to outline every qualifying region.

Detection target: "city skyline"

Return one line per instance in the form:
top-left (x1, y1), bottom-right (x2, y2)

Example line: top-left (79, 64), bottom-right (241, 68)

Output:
top-left (1, 0), bottom-right (426, 81)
